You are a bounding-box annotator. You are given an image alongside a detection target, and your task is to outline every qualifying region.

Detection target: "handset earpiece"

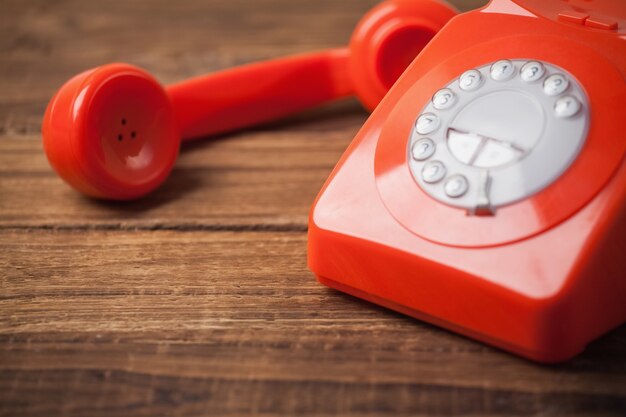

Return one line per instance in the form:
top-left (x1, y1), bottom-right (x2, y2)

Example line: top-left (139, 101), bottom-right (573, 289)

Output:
top-left (43, 64), bottom-right (180, 200)
top-left (349, 0), bottom-right (458, 110)
top-left (43, 0), bottom-right (457, 200)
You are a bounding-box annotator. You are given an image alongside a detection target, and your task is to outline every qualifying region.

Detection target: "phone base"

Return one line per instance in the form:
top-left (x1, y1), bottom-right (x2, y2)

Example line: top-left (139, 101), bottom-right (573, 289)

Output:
top-left (308, 0), bottom-right (626, 363)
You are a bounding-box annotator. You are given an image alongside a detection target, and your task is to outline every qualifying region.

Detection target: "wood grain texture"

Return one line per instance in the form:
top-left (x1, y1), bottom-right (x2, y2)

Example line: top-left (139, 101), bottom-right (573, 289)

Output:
top-left (2, 230), bottom-right (626, 417)
top-left (1, 0), bottom-right (625, 416)
top-left (0, 117), bottom-right (358, 229)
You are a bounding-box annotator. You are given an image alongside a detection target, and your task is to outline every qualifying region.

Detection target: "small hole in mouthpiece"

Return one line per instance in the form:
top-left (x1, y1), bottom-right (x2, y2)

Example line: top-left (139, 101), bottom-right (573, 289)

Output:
top-left (118, 134), bottom-right (123, 141)
top-left (121, 118), bottom-right (127, 126)
top-left (131, 131), bottom-right (137, 139)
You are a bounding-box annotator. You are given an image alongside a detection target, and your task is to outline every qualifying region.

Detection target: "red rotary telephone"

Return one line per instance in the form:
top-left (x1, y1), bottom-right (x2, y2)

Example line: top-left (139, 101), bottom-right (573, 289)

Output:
top-left (42, 0), bottom-right (626, 362)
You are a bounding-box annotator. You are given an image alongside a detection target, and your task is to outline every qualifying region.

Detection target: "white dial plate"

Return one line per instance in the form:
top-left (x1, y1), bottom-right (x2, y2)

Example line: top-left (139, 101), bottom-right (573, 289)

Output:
top-left (407, 59), bottom-right (589, 213)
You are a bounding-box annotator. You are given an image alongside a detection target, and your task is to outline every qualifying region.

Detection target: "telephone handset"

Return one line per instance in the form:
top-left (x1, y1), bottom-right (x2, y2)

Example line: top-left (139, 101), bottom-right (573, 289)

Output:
top-left (42, 0), bottom-right (457, 200)
top-left (309, 0), bottom-right (626, 362)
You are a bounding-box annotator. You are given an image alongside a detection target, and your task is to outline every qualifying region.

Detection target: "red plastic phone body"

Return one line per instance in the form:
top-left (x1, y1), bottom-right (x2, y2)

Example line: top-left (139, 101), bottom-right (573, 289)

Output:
top-left (308, 0), bottom-right (626, 362)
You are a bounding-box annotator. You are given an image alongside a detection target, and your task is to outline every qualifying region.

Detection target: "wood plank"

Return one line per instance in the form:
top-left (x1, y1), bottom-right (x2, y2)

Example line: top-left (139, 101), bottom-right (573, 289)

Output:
top-left (1, 230), bottom-right (625, 416)
top-left (0, 105), bottom-right (361, 228)
top-left (0, 0), bottom-right (483, 136)
top-left (0, 0), bottom-right (375, 136)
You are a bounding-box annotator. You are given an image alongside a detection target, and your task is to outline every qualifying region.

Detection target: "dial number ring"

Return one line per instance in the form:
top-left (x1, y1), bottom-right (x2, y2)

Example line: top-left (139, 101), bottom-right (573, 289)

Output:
top-left (407, 59), bottom-right (589, 213)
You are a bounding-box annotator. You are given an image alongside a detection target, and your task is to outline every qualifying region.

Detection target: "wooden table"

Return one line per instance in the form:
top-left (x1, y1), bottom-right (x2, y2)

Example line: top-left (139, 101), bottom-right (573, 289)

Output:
top-left (1, 1), bottom-right (625, 415)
